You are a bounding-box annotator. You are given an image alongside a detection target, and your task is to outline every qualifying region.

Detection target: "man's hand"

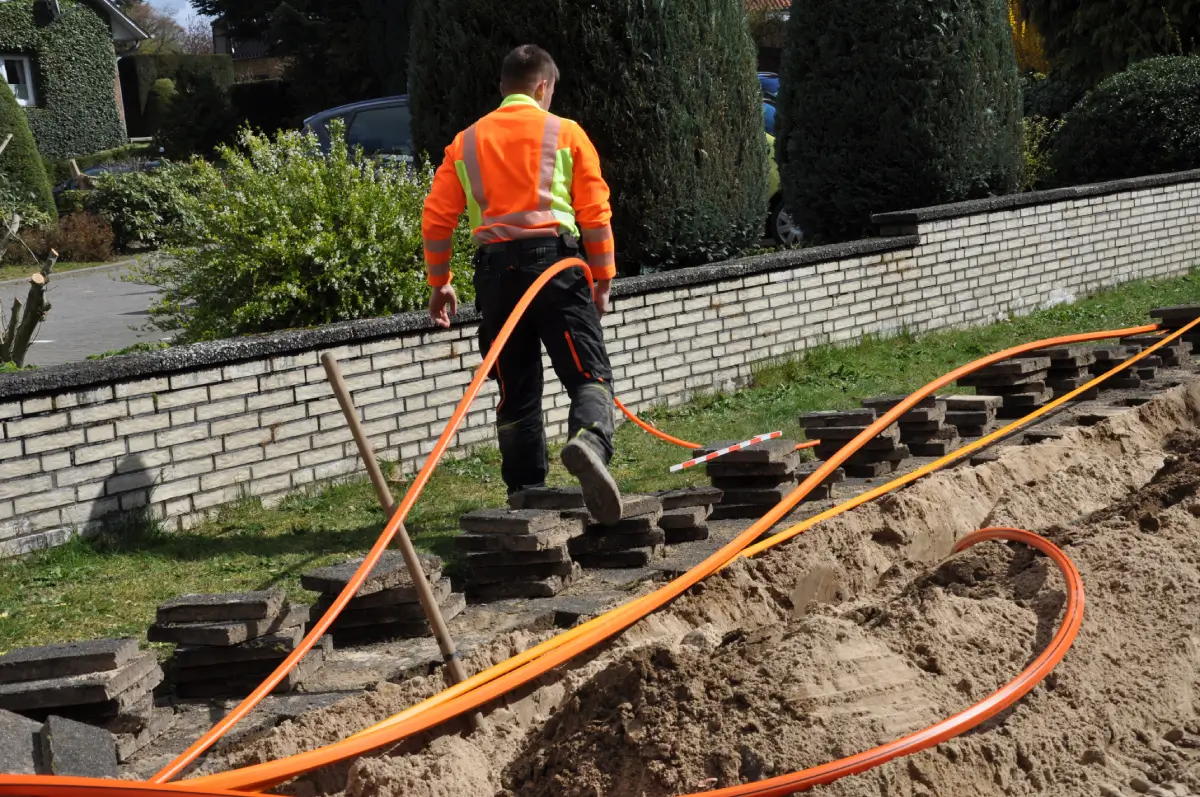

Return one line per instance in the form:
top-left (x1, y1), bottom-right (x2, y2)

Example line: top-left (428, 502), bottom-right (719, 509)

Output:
top-left (429, 285), bottom-right (458, 328)
top-left (592, 279), bottom-right (612, 317)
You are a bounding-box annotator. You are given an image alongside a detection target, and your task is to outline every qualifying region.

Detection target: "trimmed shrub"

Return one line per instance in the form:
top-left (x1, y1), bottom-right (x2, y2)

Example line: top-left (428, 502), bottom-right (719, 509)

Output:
top-left (118, 54), bottom-right (236, 137)
top-left (0, 0), bottom-right (126, 159)
top-left (776, 0), bottom-right (1022, 241)
top-left (132, 124), bottom-right (475, 342)
top-left (1047, 56), bottom-right (1200, 187)
top-left (408, 0), bottom-right (769, 274)
top-left (145, 79), bottom-right (177, 138)
top-left (0, 82), bottom-right (56, 220)
top-left (156, 71), bottom-right (238, 159)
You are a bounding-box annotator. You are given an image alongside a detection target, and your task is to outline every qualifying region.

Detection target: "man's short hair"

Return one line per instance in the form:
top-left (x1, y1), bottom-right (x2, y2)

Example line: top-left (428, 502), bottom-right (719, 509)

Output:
top-left (500, 45), bottom-right (559, 94)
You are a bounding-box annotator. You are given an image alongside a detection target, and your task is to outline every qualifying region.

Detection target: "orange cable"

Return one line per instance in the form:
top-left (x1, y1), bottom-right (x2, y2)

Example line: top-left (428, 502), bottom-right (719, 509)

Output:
top-left (678, 526), bottom-right (1084, 797)
top-left (176, 322), bottom-right (1161, 792)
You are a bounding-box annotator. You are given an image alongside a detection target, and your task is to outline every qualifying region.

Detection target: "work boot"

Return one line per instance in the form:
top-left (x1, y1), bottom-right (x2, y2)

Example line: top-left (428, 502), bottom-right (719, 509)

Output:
top-left (560, 430), bottom-right (623, 526)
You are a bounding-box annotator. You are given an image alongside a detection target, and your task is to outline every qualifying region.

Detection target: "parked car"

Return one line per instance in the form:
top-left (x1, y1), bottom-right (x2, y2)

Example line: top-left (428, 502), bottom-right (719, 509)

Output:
top-left (303, 92), bottom-right (800, 246)
top-left (302, 95), bottom-right (414, 163)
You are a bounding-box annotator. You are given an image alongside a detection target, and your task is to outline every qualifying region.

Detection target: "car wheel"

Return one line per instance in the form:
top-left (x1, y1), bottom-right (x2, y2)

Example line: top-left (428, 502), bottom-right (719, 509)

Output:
top-left (768, 197), bottom-right (803, 248)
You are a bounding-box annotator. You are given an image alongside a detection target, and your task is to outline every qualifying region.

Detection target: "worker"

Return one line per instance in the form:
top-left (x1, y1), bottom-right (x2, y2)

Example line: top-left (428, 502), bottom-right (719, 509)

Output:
top-left (422, 44), bottom-right (624, 526)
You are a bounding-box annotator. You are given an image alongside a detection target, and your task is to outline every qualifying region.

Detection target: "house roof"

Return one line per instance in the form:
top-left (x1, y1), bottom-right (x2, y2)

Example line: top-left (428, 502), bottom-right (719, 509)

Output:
top-left (87, 0), bottom-right (151, 42)
top-left (745, 0), bottom-right (790, 9)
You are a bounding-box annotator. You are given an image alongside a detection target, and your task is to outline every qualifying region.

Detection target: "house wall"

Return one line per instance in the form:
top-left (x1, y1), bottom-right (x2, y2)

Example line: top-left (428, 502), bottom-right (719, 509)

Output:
top-left (0, 170), bottom-right (1198, 558)
top-left (0, 0), bottom-right (127, 159)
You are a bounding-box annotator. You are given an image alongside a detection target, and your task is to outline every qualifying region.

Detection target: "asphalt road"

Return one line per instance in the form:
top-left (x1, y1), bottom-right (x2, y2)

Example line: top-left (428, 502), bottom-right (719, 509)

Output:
top-left (0, 263), bottom-right (166, 367)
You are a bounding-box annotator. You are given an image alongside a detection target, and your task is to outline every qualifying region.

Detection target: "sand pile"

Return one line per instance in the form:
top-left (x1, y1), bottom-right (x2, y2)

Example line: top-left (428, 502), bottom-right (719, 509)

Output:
top-left (503, 430), bottom-right (1200, 797)
top-left (199, 382), bottom-right (1200, 797)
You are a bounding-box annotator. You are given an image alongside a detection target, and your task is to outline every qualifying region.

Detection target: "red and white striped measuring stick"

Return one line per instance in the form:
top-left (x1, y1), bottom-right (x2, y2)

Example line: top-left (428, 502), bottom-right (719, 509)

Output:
top-left (669, 431), bottom-right (783, 473)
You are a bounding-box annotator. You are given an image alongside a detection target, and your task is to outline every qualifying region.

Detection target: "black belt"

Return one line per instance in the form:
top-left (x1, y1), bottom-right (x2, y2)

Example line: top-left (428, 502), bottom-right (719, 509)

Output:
top-left (480, 234), bottom-right (579, 255)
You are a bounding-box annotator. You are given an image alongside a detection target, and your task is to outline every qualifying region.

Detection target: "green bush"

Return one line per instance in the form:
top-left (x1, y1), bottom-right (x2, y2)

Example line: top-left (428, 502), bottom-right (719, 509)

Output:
top-left (776, 0), bottom-right (1022, 241)
top-left (408, 0), bottom-right (769, 275)
top-left (118, 55), bottom-right (236, 138)
top-left (1020, 115), bottom-right (1062, 190)
top-left (1047, 56), bottom-right (1200, 187)
top-left (131, 123), bottom-right (475, 343)
top-left (0, 83), bottom-right (56, 220)
top-left (88, 163), bottom-right (211, 250)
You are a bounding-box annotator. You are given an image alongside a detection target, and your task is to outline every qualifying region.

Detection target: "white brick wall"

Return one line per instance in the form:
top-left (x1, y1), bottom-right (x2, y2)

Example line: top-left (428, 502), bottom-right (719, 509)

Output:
top-left (0, 176), bottom-right (1198, 557)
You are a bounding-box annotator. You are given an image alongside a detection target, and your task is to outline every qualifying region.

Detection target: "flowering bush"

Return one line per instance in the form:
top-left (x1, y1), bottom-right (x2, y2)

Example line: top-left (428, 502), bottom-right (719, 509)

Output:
top-left (133, 122), bottom-right (475, 342)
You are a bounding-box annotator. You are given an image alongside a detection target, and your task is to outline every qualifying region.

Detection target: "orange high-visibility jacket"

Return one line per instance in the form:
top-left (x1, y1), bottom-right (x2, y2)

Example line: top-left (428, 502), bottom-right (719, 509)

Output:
top-left (421, 94), bottom-right (616, 287)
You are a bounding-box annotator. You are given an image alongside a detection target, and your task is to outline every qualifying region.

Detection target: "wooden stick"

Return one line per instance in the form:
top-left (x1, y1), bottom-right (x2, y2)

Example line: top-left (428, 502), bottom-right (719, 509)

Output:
top-left (0, 134), bottom-right (12, 157)
top-left (320, 352), bottom-right (483, 730)
top-left (0, 212), bottom-right (19, 254)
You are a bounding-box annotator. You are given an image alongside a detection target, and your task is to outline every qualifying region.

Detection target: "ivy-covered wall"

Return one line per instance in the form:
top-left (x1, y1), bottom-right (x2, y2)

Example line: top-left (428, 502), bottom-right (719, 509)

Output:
top-left (0, 0), bottom-right (127, 159)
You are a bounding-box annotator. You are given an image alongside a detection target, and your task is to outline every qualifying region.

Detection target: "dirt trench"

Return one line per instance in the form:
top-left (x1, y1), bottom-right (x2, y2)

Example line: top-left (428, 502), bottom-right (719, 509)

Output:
top-left (202, 380), bottom-right (1200, 797)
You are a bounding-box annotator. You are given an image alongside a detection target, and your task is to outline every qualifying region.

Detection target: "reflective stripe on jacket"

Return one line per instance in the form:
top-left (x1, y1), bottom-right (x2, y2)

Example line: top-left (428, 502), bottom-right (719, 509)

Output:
top-left (421, 94), bottom-right (616, 287)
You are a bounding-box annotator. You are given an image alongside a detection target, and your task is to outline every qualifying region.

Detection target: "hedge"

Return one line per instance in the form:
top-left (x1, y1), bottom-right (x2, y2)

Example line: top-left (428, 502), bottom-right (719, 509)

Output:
top-left (118, 54), bottom-right (235, 137)
top-left (409, 0), bottom-right (769, 275)
top-left (0, 79), bottom-right (56, 218)
top-left (0, 0), bottom-right (127, 159)
top-left (43, 143), bottom-right (156, 186)
top-left (1048, 56), bottom-right (1200, 187)
top-left (776, 0), bottom-right (1023, 241)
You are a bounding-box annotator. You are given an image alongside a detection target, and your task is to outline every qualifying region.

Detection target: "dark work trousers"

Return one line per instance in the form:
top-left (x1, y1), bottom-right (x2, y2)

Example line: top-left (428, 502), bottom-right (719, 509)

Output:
top-left (472, 237), bottom-right (616, 495)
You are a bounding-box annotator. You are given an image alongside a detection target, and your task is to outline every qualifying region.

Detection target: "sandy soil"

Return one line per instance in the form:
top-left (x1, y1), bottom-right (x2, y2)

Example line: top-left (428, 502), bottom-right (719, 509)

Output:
top-left (199, 381), bottom-right (1200, 797)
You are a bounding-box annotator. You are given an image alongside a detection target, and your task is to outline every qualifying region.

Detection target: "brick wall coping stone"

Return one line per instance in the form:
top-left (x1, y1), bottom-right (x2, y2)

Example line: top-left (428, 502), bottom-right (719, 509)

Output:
top-left (872, 169), bottom-right (1200, 226)
top-left (0, 235), bottom-right (917, 402)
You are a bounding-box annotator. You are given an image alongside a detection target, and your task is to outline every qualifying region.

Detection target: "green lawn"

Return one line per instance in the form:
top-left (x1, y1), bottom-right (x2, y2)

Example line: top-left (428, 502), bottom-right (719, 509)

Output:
top-left (1, 268), bottom-right (1198, 653)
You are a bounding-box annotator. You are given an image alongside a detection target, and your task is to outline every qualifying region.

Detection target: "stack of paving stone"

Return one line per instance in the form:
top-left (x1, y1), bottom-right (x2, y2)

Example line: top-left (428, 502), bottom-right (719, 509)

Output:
top-left (800, 410), bottom-right (907, 479)
top-left (149, 590), bottom-right (321, 697)
top-left (956, 357), bottom-right (1052, 419)
top-left (0, 638), bottom-right (169, 764)
top-left (654, 486), bottom-right (722, 543)
top-left (566, 495), bottom-right (666, 568)
top-left (859, 396), bottom-right (961, 457)
top-left (458, 504), bottom-right (583, 598)
top-left (1151, 305), bottom-right (1200, 354)
top-left (1121, 333), bottom-right (1191, 368)
top-left (943, 395), bottom-right (1003, 437)
top-left (0, 709), bottom-right (120, 777)
top-left (699, 436), bottom-right (843, 518)
top-left (1015, 347), bottom-right (1100, 400)
top-left (1089, 346), bottom-right (1144, 390)
top-left (302, 552), bottom-right (463, 646)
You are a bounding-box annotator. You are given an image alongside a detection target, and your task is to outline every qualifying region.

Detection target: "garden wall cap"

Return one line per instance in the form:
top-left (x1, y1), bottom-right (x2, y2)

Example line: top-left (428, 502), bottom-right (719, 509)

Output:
top-left (0, 237), bottom-right (916, 402)
top-left (872, 169), bottom-right (1200, 226)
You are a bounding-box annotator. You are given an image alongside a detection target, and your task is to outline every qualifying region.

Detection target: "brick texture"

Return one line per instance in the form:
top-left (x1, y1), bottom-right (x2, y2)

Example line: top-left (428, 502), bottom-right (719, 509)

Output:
top-left (1, 180), bottom-right (1199, 557)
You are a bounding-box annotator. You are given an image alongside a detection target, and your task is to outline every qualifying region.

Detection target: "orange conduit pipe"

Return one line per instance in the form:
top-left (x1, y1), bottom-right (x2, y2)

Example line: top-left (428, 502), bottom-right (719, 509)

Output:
top-left (146, 257), bottom-right (595, 784)
top-left (172, 321), bottom-right (1164, 793)
top-left (741, 315), bottom-right (1200, 559)
top-left (678, 526), bottom-right (1085, 797)
top-left (0, 319), bottom-right (1174, 797)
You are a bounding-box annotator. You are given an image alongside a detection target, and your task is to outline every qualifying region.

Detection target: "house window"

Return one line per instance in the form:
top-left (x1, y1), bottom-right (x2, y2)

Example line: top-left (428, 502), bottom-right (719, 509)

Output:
top-left (1, 56), bottom-right (36, 107)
